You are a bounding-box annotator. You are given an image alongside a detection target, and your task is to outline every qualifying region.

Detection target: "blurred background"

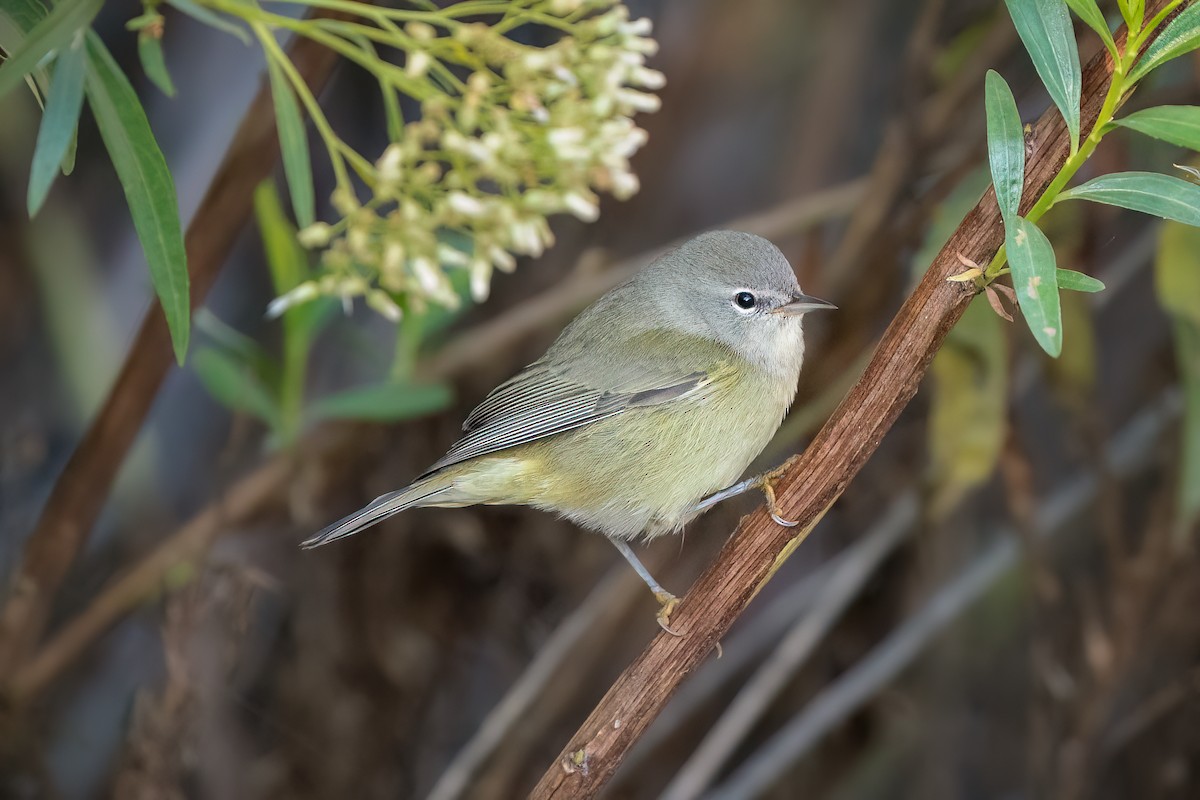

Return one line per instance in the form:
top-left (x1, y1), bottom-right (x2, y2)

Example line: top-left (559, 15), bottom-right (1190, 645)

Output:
top-left (2, 0), bottom-right (1200, 797)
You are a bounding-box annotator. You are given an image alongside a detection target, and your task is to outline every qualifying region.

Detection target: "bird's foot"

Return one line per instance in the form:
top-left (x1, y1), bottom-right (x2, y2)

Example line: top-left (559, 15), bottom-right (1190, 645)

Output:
top-left (654, 590), bottom-right (683, 636)
top-left (756, 467), bottom-right (799, 527)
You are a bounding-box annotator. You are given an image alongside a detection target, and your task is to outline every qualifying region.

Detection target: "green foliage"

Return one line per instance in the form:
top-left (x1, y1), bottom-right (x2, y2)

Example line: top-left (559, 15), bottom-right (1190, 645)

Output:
top-left (1055, 268), bottom-right (1104, 292)
top-left (309, 382), bottom-right (453, 423)
top-left (137, 32), bottom-right (176, 97)
top-left (1114, 105), bottom-right (1200, 151)
top-left (1128, 2), bottom-right (1200, 83)
top-left (1058, 172), bottom-right (1200, 226)
top-left (193, 347), bottom-right (282, 429)
top-left (0, 0), bottom-right (102, 100)
top-left (27, 34), bottom-right (85, 215)
top-left (194, 182), bottom-right (454, 442)
top-left (1154, 221), bottom-right (1200, 538)
top-left (1065, 0), bottom-right (1117, 55)
top-left (265, 57), bottom-right (314, 229)
top-left (1006, 216), bottom-right (1062, 357)
top-left (85, 33), bottom-right (191, 363)
top-left (1004, 0), bottom-right (1081, 149)
top-left (978, 2), bottom-right (1200, 358)
top-left (985, 70), bottom-right (1025, 222)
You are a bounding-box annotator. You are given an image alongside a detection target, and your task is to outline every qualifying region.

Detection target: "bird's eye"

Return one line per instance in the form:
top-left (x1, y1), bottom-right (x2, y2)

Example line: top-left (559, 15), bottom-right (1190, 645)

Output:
top-left (733, 291), bottom-right (757, 310)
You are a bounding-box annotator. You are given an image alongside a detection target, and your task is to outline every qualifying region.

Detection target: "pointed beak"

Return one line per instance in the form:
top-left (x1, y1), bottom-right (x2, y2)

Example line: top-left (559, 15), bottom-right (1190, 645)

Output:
top-left (774, 293), bottom-right (837, 316)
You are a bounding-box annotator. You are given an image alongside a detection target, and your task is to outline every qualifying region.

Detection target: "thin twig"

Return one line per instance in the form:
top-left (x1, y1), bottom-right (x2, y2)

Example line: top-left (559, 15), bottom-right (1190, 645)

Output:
top-left (705, 390), bottom-right (1182, 800)
top-left (0, 10), bottom-right (358, 681)
top-left (529, 10), bottom-right (1162, 795)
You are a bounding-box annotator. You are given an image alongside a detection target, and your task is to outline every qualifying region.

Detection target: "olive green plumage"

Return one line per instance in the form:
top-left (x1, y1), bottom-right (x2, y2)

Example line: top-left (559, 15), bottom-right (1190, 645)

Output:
top-left (303, 229), bottom-right (832, 554)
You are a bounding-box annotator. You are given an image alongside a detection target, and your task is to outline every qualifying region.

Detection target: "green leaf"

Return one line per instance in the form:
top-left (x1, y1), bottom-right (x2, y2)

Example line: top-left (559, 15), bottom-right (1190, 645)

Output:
top-left (1113, 105), bottom-right (1200, 151)
top-left (264, 56), bottom-right (314, 229)
top-left (1064, 0), bottom-right (1116, 53)
top-left (1154, 221), bottom-right (1200, 537)
top-left (1122, 0), bottom-right (1145, 31)
top-left (0, 0), bottom-right (101, 100)
top-left (0, 0), bottom-right (49, 33)
top-left (166, 0), bottom-right (250, 44)
top-left (137, 31), bottom-right (175, 97)
top-left (928, 295), bottom-right (1008, 519)
top-left (27, 34), bottom-right (85, 216)
top-left (1007, 215), bottom-right (1063, 357)
top-left (85, 33), bottom-right (191, 363)
top-left (309, 382), bottom-right (453, 423)
top-left (0, 0), bottom-right (51, 101)
top-left (1058, 171), bottom-right (1200, 226)
top-left (1129, 3), bottom-right (1200, 83)
top-left (1004, 0), bottom-right (1082, 148)
top-left (1055, 268), bottom-right (1104, 292)
top-left (193, 347), bottom-right (281, 428)
top-left (195, 310), bottom-right (279, 387)
top-left (985, 70), bottom-right (1025, 222)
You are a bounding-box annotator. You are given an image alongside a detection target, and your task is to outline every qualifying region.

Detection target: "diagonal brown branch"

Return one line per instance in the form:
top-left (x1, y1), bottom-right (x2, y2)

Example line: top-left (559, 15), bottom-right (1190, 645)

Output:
top-left (529, 5), bottom-right (1173, 796)
top-left (0, 15), bottom-right (353, 682)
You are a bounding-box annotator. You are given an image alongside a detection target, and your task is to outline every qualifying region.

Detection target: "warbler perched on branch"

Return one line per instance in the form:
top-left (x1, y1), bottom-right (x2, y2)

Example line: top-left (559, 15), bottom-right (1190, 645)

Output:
top-left (303, 230), bottom-right (834, 632)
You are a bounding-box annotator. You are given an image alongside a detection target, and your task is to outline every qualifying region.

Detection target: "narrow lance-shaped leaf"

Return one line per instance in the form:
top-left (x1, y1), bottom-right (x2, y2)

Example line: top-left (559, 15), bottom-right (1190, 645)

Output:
top-left (193, 347), bottom-right (282, 429)
top-left (85, 33), bottom-right (191, 363)
top-left (1007, 215), bottom-right (1063, 357)
top-left (138, 31), bottom-right (175, 97)
top-left (1154, 221), bottom-right (1200, 538)
top-left (1064, 0), bottom-right (1116, 54)
top-left (309, 382), bottom-right (453, 423)
top-left (0, 0), bottom-right (102, 100)
top-left (1004, 0), bottom-right (1082, 148)
top-left (1129, 3), bottom-right (1200, 83)
top-left (265, 56), bottom-right (315, 229)
top-left (1058, 171), bottom-right (1200, 227)
top-left (0, 0), bottom-right (53, 101)
top-left (1056, 268), bottom-right (1105, 292)
top-left (985, 70), bottom-right (1025, 222)
top-left (27, 33), bottom-right (86, 215)
top-left (1113, 105), bottom-right (1200, 152)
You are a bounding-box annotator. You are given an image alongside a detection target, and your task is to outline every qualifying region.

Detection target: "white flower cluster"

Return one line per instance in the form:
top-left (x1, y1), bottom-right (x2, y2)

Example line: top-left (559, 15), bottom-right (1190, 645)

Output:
top-left (270, 0), bottom-right (662, 321)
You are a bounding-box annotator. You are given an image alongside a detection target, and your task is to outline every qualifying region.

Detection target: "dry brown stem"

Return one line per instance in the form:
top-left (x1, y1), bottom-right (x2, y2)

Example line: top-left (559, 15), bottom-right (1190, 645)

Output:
top-left (0, 14), bottom-right (353, 682)
top-left (529, 8), bottom-right (1165, 796)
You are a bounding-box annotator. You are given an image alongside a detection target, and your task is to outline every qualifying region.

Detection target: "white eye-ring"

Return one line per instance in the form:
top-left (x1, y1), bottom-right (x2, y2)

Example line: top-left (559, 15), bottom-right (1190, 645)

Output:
top-left (733, 290), bottom-right (757, 312)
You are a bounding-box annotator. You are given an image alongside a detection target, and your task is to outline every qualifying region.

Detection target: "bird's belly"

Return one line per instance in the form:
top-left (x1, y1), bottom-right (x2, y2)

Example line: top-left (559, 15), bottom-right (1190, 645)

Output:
top-left (510, 379), bottom-right (791, 539)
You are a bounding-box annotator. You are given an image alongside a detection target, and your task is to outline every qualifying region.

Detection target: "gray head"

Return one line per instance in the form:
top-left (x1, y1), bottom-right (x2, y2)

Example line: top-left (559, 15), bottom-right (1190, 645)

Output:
top-left (635, 230), bottom-right (834, 373)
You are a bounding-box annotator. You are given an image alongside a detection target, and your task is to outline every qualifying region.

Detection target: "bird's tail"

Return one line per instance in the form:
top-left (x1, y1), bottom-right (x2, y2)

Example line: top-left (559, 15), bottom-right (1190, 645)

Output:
top-left (301, 476), bottom-right (453, 548)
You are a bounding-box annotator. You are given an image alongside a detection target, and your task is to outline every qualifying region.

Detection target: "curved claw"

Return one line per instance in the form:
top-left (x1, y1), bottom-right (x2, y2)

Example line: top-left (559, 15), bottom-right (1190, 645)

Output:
top-left (760, 479), bottom-right (800, 527)
top-left (654, 592), bottom-right (683, 637)
top-left (770, 509), bottom-right (801, 528)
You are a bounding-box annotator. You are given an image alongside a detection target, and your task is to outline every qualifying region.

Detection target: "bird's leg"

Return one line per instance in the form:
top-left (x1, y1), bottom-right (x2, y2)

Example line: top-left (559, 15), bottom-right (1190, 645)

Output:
top-left (610, 539), bottom-right (682, 636)
top-left (689, 475), bottom-right (761, 515)
top-left (692, 465), bottom-right (800, 528)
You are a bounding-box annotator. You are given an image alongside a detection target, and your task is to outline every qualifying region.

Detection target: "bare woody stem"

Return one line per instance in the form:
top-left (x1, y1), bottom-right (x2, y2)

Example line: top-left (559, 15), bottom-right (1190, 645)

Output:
top-left (529, 3), bottom-right (1175, 796)
top-left (0, 8), bottom-right (362, 684)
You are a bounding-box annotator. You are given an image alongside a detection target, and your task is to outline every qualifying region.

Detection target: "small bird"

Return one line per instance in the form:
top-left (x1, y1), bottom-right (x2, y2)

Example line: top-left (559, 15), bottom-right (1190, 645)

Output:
top-left (303, 230), bottom-right (834, 632)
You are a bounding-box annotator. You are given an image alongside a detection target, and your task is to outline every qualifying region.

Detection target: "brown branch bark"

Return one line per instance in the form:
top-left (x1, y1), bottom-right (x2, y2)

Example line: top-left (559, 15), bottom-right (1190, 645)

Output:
top-left (0, 17), bottom-right (351, 682)
top-left (529, 6), bottom-right (1170, 796)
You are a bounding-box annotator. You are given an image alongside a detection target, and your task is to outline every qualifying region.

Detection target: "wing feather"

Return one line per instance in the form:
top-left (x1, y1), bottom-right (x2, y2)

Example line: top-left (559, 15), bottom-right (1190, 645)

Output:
top-left (420, 328), bottom-right (730, 477)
